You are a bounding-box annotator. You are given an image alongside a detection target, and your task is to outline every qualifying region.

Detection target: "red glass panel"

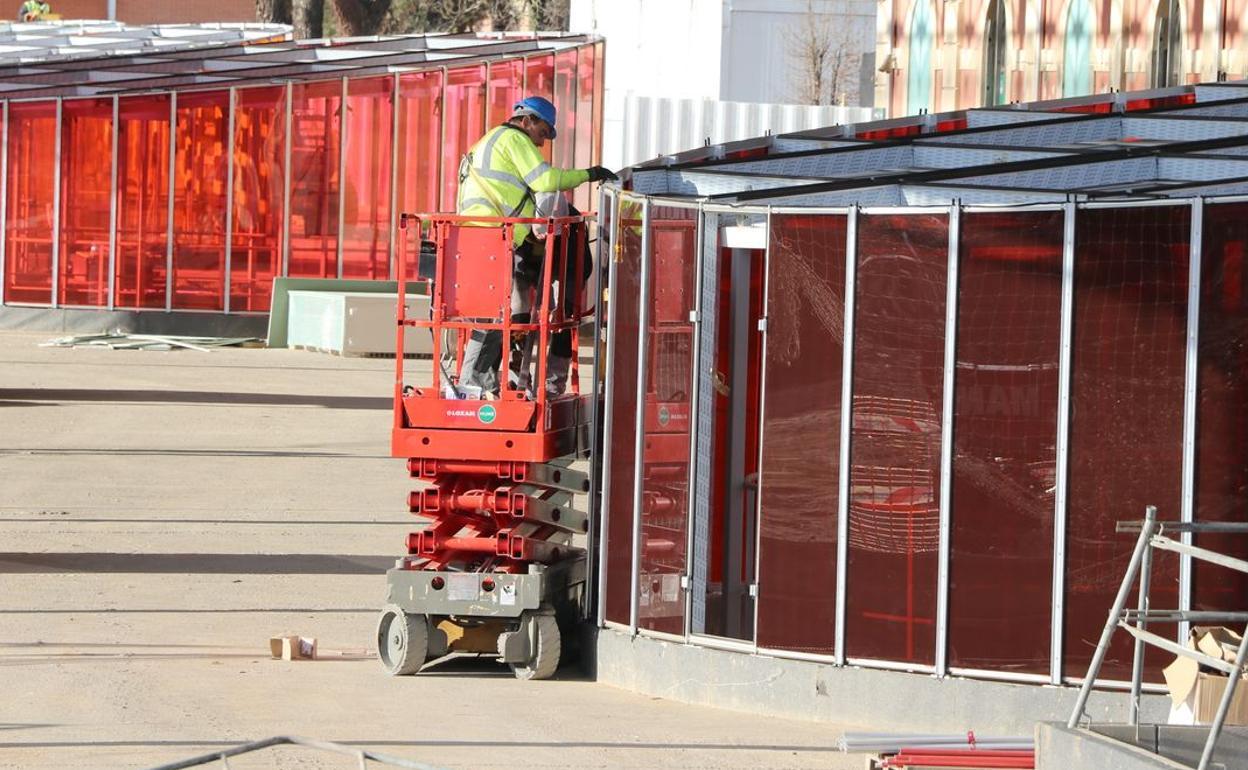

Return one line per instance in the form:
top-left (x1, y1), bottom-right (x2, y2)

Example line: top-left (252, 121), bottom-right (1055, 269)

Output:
top-left (846, 213), bottom-right (948, 664)
top-left (1065, 205), bottom-right (1189, 682)
top-left (605, 198), bottom-right (644, 624)
top-left (574, 45), bottom-right (595, 212)
top-left (525, 54), bottom-right (554, 163)
top-left (59, 98), bottom-right (112, 307)
top-left (592, 42), bottom-right (604, 172)
top-left (441, 65), bottom-right (486, 212)
top-left (487, 58), bottom-right (523, 128)
top-left (4, 101), bottom-right (57, 304)
top-left (288, 79), bottom-right (341, 279)
top-left (757, 214), bottom-right (848, 655)
top-left (341, 77), bottom-right (393, 281)
top-left (396, 70), bottom-right (442, 276)
top-left (1192, 203), bottom-right (1248, 616)
top-left (552, 50), bottom-right (577, 179)
top-left (114, 95), bottom-right (170, 309)
top-left (637, 206), bottom-right (697, 634)
top-left (948, 211), bottom-right (1064, 674)
top-left (171, 90), bottom-right (229, 310)
top-left (230, 86), bottom-right (285, 312)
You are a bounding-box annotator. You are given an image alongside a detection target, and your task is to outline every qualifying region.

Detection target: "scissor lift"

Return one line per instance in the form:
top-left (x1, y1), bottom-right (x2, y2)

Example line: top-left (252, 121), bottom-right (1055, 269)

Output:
top-left (377, 212), bottom-right (593, 680)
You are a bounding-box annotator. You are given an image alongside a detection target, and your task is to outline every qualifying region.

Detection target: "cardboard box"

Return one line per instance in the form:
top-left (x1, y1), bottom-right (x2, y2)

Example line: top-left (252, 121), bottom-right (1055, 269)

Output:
top-left (269, 635), bottom-right (317, 661)
top-left (1163, 626), bottom-right (1248, 726)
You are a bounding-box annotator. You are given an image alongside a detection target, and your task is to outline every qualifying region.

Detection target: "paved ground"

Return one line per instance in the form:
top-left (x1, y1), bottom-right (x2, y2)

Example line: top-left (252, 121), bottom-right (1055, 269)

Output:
top-left (0, 330), bottom-right (866, 769)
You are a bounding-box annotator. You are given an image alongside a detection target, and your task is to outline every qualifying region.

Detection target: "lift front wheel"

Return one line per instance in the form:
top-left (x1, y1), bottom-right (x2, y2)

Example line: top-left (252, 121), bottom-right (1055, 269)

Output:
top-left (377, 605), bottom-right (429, 676)
top-left (506, 612), bottom-right (561, 681)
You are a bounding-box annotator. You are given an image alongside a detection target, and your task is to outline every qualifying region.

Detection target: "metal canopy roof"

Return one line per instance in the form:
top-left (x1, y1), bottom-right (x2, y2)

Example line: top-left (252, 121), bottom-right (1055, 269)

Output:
top-left (627, 82), bottom-right (1248, 207)
top-left (0, 22), bottom-right (596, 99)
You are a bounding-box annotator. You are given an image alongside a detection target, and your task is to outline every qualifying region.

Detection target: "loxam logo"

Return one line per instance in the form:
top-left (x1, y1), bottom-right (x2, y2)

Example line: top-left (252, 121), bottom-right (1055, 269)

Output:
top-left (445, 409), bottom-right (476, 418)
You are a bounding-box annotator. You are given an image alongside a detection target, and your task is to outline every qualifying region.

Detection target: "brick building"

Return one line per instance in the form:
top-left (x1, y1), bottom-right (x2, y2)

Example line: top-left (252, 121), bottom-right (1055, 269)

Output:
top-left (875, 0), bottom-right (1248, 116)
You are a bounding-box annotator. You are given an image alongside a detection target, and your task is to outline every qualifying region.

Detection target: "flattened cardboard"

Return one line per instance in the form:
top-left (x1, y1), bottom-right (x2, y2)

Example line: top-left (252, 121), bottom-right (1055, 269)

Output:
top-left (1163, 626), bottom-right (1248, 726)
top-left (269, 635), bottom-right (317, 660)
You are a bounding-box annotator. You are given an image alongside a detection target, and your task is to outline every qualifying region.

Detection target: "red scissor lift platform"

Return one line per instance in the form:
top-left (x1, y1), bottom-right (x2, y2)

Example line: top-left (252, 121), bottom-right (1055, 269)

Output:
top-left (377, 212), bottom-right (594, 680)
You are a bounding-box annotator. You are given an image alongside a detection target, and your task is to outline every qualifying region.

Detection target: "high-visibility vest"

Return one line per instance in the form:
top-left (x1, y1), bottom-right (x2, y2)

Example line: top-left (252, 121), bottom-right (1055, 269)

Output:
top-left (457, 124), bottom-right (588, 246)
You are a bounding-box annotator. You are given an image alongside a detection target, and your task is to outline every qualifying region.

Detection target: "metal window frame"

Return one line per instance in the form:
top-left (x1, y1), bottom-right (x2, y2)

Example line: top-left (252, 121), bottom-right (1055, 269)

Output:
top-left (595, 186), bottom-right (620, 629)
top-left (106, 95), bottom-right (118, 311)
top-left (834, 204), bottom-right (859, 665)
top-left (388, 72), bottom-right (400, 279)
top-left (1179, 197), bottom-right (1204, 643)
top-left (680, 202), bottom-right (707, 641)
top-left (166, 91), bottom-right (177, 312)
top-left (750, 207), bottom-right (773, 646)
top-left (223, 86), bottom-right (236, 314)
top-left (934, 203), bottom-right (960, 677)
top-left (336, 76), bottom-right (347, 279)
top-left (437, 66), bottom-right (449, 213)
top-left (1050, 200), bottom-right (1078, 684)
top-left (628, 198), bottom-right (653, 636)
top-left (50, 97), bottom-right (62, 308)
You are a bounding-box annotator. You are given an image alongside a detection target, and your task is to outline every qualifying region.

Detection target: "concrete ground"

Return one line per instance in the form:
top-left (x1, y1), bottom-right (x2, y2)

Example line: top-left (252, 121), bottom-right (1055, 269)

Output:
top-left (0, 330), bottom-right (867, 770)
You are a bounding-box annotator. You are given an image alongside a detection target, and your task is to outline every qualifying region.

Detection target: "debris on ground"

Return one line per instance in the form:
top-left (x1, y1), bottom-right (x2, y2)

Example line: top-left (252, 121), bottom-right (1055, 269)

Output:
top-left (39, 333), bottom-right (263, 352)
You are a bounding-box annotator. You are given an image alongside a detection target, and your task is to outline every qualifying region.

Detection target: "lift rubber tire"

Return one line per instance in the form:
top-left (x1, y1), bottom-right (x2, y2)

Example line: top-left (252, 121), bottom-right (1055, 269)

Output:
top-left (376, 605), bottom-right (428, 676)
top-left (508, 612), bottom-right (561, 681)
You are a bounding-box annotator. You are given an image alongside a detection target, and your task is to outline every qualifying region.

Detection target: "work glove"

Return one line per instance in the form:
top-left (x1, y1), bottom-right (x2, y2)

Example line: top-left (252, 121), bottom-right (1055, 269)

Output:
top-left (587, 165), bottom-right (619, 183)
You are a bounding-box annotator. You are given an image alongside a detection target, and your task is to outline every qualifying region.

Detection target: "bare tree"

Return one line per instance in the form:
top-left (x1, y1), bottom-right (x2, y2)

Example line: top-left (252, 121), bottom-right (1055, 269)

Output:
top-left (332, 0), bottom-right (394, 35)
top-left (785, 0), bottom-right (861, 106)
top-left (256, 0), bottom-right (292, 24)
top-left (293, 0), bottom-right (324, 38)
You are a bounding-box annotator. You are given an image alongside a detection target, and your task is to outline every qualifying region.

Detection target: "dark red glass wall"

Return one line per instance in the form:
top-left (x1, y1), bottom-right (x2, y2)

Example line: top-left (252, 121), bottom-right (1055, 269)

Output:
top-left (114, 95), bottom-right (170, 309)
top-left (231, 86), bottom-right (285, 312)
top-left (949, 211), bottom-right (1063, 674)
top-left (1065, 205), bottom-right (1189, 682)
top-left (171, 90), bottom-right (229, 311)
top-left (846, 213), bottom-right (948, 665)
top-left (5, 101), bottom-right (57, 304)
top-left (756, 214), bottom-right (848, 655)
top-left (636, 207), bottom-right (697, 635)
top-left (341, 77), bottom-right (393, 281)
top-left (59, 98), bottom-right (113, 307)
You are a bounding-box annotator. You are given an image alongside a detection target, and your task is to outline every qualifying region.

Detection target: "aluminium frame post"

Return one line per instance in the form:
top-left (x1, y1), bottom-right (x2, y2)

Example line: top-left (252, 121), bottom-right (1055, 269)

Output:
top-left (583, 183), bottom-right (609, 623)
top-left (935, 203), bottom-right (961, 677)
top-left (1179, 196), bottom-right (1204, 644)
top-left (50, 97), bottom-right (62, 308)
top-left (682, 202), bottom-right (707, 639)
top-left (166, 92), bottom-right (176, 312)
top-left (223, 87), bottom-right (236, 314)
top-left (1067, 506), bottom-right (1158, 729)
top-left (751, 206), bottom-right (773, 646)
top-left (835, 204), bottom-right (859, 666)
top-left (107, 95), bottom-right (118, 311)
top-left (628, 197), bottom-right (653, 636)
top-left (281, 81), bottom-right (292, 278)
top-left (595, 188), bottom-right (619, 629)
top-left (1051, 201), bottom-right (1077, 685)
top-left (336, 76), bottom-right (347, 279)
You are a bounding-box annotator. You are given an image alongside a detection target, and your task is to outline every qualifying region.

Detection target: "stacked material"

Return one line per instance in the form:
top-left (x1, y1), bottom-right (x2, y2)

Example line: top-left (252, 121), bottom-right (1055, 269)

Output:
top-left (839, 732), bottom-right (1035, 770)
top-left (40, 333), bottom-right (261, 352)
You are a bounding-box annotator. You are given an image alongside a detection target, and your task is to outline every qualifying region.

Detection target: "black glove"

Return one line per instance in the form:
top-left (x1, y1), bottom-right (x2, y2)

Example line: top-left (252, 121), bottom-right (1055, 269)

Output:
top-left (587, 165), bottom-right (618, 183)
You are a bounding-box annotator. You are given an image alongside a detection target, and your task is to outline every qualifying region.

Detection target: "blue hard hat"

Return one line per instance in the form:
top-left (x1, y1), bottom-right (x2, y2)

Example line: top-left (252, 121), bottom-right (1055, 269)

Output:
top-left (513, 96), bottom-right (557, 138)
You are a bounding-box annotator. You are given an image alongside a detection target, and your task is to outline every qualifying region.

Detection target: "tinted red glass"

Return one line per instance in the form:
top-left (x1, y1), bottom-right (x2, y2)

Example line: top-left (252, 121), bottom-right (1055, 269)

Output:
top-left (948, 211), bottom-right (1064, 674)
top-left (487, 58), bottom-right (523, 128)
top-left (171, 90), bottom-right (229, 310)
top-left (1065, 205), bottom-right (1189, 682)
top-left (574, 45), bottom-right (595, 212)
top-left (288, 79), bottom-right (341, 278)
top-left (441, 65), bottom-right (486, 212)
top-left (605, 198), bottom-right (644, 625)
top-left (59, 98), bottom-right (113, 307)
top-left (756, 214), bottom-right (848, 655)
top-left (846, 213), bottom-right (948, 664)
top-left (525, 54), bottom-right (554, 163)
top-left (230, 86), bottom-right (285, 312)
top-left (114, 95), bottom-right (170, 309)
top-left (4, 101), bottom-right (57, 304)
top-left (552, 50), bottom-right (577, 181)
top-left (1193, 202), bottom-right (1248, 615)
top-left (637, 206), bottom-right (697, 634)
top-left (592, 42), bottom-right (604, 171)
top-left (341, 77), bottom-right (393, 280)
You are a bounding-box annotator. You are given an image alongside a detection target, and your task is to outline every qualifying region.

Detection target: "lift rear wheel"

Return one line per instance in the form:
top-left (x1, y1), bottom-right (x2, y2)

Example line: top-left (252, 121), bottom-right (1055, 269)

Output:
top-left (507, 612), bottom-right (561, 681)
top-left (377, 605), bottom-right (428, 676)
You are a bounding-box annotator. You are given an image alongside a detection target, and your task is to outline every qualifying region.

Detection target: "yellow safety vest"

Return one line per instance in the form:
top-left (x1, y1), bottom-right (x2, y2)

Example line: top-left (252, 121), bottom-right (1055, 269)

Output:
top-left (457, 124), bottom-right (588, 245)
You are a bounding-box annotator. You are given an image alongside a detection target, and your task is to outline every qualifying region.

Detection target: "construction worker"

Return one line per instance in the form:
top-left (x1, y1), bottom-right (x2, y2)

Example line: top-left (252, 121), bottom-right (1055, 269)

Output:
top-left (17, 0), bottom-right (49, 20)
top-left (456, 95), bottom-right (616, 397)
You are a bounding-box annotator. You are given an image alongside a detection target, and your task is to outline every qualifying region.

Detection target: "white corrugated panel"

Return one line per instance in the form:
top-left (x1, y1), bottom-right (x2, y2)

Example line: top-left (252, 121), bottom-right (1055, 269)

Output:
top-left (608, 93), bottom-right (876, 170)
